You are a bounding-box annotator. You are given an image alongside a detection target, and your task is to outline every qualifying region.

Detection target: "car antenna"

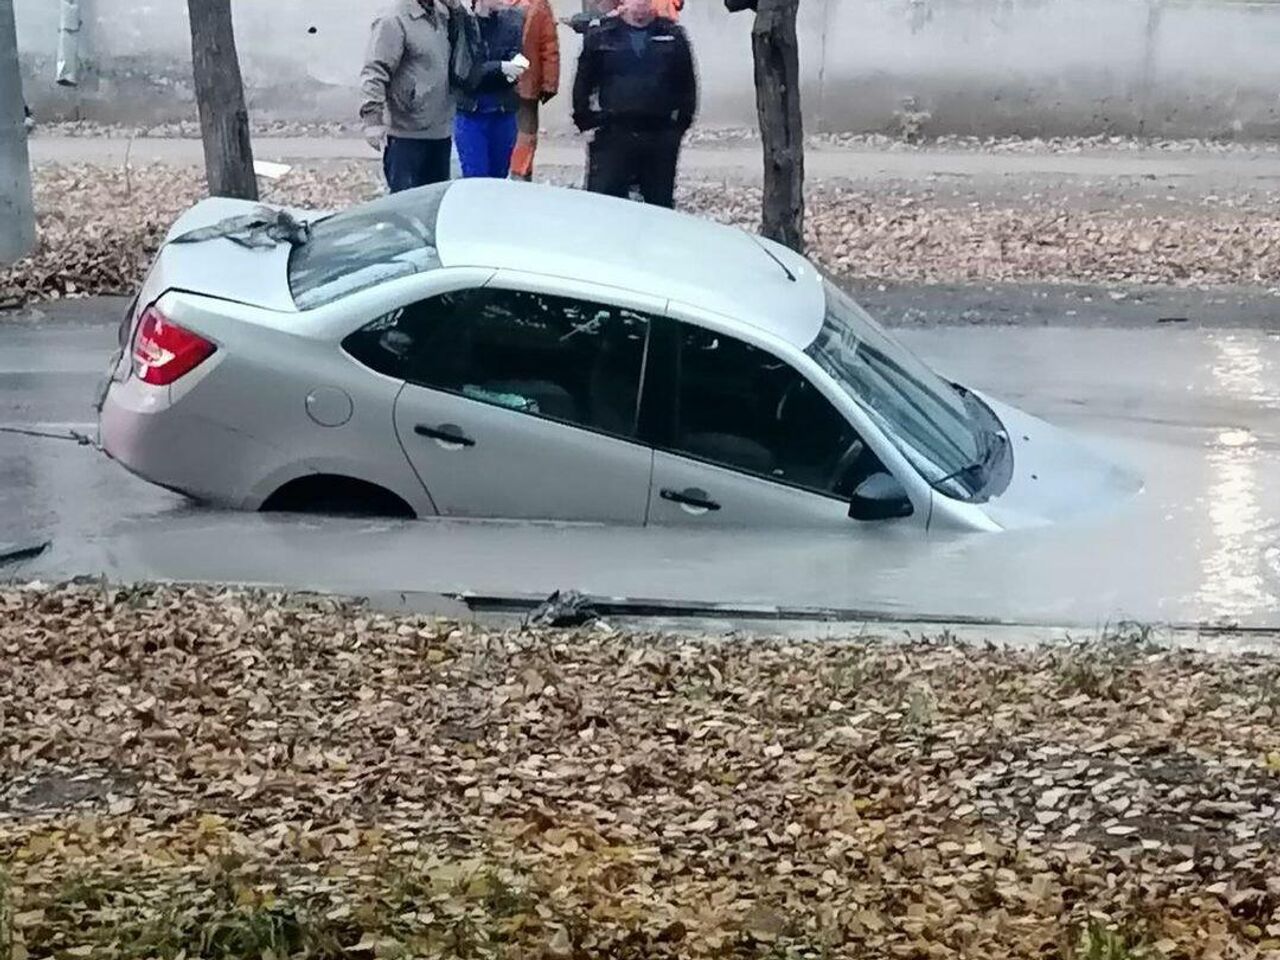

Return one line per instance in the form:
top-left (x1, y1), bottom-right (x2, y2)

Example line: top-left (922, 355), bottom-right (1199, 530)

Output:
top-left (758, 241), bottom-right (797, 282)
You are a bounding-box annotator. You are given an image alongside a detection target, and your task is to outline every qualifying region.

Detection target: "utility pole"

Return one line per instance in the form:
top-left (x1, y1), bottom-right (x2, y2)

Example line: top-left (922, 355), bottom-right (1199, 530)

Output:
top-left (186, 0), bottom-right (258, 200)
top-left (726, 0), bottom-right (804, 253)
top-left (0, 0), bottom-right (35, 265)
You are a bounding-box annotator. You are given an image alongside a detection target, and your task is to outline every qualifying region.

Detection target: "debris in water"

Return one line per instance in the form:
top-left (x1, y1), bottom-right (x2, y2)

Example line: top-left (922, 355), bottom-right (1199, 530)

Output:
top-left (525, 589), bottom-right (600, 628)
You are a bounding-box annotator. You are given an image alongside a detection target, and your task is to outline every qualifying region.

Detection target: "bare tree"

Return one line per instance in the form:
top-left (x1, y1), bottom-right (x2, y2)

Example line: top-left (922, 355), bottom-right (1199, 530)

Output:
top-left (726, 0), bottom-right (804, 253)
top-left (187, 0), bottom-right (257, 200)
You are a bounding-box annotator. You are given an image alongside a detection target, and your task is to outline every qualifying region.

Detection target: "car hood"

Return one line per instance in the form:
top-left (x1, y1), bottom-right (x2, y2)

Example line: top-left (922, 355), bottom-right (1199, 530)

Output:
top-left (975, 394), bottom-right (1144, 529)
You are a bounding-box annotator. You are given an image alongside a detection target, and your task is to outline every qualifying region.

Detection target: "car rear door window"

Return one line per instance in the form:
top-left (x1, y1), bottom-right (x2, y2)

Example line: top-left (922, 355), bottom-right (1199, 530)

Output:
top-left (288, 185), bottom-right (449, 310)
top-left (666, 324), bottom-right (869, 497)
top-left (344, 288), bottom-right (651, 439)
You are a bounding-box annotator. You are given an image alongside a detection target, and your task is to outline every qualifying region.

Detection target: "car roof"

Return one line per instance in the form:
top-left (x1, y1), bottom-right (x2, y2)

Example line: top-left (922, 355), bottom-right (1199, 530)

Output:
top-left (434, 180), bottom-right (826, 349)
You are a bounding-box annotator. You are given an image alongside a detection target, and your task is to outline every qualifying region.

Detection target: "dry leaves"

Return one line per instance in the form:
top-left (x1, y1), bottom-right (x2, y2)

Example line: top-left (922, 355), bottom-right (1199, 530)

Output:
top-left (2, 584), bottom-right (1280, 958)
top-left (686, 183), bottom-right (1280, 288)
top-left (0, 164), bottom-right (385, 309)
top-left (5, 160), bottom-right (1280, 311)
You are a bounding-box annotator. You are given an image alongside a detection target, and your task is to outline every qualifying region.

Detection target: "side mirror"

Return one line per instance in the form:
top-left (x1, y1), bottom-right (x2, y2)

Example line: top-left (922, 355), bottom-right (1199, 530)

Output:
top-left (848, 471), bottom-right (914, 522)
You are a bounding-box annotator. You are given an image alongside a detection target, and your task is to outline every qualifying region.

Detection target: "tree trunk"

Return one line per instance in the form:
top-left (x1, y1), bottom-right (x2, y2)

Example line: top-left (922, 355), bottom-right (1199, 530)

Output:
top-left (751, 0), bottom-right (804, 253)
top-left (187, 0), bottom-right (257, 200)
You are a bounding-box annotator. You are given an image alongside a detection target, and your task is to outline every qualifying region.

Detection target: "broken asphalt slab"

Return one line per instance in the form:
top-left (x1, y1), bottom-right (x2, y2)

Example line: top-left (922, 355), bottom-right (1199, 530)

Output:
top-left (0, 540), bottom-right (50, 567)
top-left (4, 284), bottom-right (1280, 331)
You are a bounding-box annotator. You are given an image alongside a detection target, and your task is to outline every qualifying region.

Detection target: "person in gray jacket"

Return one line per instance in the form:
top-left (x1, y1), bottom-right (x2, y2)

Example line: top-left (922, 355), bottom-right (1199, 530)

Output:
top-left (361, 0), bottom-right (469, 192)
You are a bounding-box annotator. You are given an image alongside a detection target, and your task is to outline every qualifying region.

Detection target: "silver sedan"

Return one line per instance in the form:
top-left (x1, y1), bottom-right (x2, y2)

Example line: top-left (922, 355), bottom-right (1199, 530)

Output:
top-left (98, 179), bottom-right (1141, 531)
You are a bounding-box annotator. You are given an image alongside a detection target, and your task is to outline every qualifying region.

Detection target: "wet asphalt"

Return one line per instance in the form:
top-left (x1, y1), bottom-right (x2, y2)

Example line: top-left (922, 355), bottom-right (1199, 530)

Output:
top-left (2, 290), bottom-right (1279, 631)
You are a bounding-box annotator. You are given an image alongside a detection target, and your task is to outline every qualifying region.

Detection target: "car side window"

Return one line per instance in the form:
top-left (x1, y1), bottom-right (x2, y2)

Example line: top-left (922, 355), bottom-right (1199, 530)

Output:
top-left (671, 324), bottom-right (874, 497)
top-left (343, 288), bottom-right (650, 438)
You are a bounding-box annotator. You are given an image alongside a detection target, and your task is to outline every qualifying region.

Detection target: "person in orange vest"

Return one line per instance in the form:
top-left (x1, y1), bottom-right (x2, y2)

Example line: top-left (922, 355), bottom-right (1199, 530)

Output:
top-left (567, 0), bottom-right (680, 33)
top-left (508, 0), bottom-right (561, 180)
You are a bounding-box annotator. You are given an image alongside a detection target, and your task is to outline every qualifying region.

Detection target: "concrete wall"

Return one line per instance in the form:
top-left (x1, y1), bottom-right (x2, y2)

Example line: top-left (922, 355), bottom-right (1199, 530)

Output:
top-left (14, 0), bottom-right (1280, 139)
top-left (2, 0), bottom-right (35, 266)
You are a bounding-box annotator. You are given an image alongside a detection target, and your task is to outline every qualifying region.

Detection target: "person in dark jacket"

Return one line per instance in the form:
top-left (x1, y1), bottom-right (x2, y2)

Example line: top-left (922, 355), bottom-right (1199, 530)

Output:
top-left (572, 0), bottom-right (697, 208)
top-left (455, 0), bottom-right (529, 178)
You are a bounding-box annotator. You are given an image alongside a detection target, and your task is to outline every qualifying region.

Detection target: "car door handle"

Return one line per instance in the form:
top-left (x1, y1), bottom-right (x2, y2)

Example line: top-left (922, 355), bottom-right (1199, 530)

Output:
top-left (414, 423), bottom-right (475, 448)
top-left (660, 487), bottom-right (721, 512)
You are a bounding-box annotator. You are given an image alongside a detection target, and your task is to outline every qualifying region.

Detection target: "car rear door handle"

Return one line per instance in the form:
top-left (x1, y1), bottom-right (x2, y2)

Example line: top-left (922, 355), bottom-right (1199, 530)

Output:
top-left (414, 423), bottom-right (475, 448)
top-left (660, 487), bottom-right (721, 512)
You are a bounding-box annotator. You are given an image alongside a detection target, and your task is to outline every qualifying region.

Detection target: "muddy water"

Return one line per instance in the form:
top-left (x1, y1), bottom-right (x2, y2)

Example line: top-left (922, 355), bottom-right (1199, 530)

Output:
top-left (5, 323), bottom-right (1279, 628)
top-left (913, 326), bottom-right (1280, 625)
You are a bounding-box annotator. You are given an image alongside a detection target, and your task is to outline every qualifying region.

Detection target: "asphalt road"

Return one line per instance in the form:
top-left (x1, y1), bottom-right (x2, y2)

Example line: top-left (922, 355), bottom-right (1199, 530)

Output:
top-left (3, 290), bottom-right (1279, 631)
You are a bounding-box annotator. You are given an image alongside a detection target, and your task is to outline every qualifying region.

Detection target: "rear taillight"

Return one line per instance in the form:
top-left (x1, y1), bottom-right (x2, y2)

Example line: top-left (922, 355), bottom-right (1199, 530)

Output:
top-left (131, 306), bottom-right (216, 386)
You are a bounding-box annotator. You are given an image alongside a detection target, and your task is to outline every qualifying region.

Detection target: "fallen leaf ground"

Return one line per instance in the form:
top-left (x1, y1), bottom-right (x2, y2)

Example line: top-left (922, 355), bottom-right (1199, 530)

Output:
top-left (3, 160), bottom-right (1280, 309)
top-left (2, 584), bottom-right (1280, 958)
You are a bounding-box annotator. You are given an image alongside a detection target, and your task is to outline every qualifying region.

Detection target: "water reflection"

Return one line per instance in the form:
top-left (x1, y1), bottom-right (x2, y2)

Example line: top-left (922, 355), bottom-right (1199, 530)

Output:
top-left (1197, 335), bottom-right (1278, 619)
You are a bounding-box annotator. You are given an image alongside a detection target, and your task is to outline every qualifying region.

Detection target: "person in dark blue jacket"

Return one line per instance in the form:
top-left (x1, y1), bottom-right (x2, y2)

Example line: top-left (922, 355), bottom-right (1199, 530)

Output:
top-left (455, 0), bottom-right (529, 178)
top-left (572, 0), bottom-right (697, 208)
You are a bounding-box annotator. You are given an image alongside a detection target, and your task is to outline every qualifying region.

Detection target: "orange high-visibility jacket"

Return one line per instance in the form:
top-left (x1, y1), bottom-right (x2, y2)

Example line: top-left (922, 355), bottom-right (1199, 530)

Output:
top-left (654, 0), bottom-right (683, 20)
top-left (513, 0), bottom-right (561, 100)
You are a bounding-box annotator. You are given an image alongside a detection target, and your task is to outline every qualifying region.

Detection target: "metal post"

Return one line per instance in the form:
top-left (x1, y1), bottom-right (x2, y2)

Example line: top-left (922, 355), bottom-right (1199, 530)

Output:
top-left (56, 0), bottom-right (83, 87)
top-left (814, 0), bottom-right (834, 135)
top-left (1136, 0), bottom-right (1164, 137)
top-left (0, 0), bottom-right (36, 266)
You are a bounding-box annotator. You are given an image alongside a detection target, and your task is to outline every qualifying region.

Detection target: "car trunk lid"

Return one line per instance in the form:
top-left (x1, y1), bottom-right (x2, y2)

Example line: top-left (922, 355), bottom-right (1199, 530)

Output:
top-left (102, 199), bottom-right (318, 403)
top-left (147, 197), bottom-right (318, 314)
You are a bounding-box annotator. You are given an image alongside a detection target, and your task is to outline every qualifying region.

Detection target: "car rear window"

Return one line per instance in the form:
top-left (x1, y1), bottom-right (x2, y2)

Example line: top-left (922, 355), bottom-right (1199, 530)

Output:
top-left (287, 184), bottom-right (449, 310)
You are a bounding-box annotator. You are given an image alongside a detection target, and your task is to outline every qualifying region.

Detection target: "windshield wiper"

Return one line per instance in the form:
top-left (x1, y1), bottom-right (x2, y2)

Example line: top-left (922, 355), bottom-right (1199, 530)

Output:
top-left (932, 458), bottom-right (985, 490)
top-left (933, 429), bottom-right (1006, 493)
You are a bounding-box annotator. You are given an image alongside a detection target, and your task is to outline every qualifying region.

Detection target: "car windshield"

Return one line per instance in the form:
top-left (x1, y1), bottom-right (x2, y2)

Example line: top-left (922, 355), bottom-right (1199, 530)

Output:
top-left (805, 281), bottom-right (989, 499)
top-left (287, 184), bottom-right (449, 310)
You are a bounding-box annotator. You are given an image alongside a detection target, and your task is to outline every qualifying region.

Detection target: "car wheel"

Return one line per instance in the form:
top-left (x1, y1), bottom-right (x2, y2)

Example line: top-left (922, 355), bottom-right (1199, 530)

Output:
top-left (261, 475), bottom-right (415, 519)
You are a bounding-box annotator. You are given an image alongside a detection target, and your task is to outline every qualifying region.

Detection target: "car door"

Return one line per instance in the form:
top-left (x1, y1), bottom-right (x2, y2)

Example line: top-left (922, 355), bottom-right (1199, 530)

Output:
top-left (345, 284), bottom-right (656, 523)
top-left (644, 317), bottom-right (897, 528)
